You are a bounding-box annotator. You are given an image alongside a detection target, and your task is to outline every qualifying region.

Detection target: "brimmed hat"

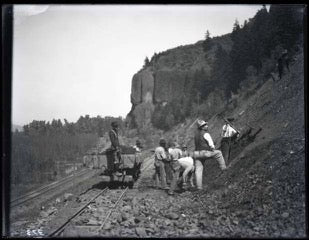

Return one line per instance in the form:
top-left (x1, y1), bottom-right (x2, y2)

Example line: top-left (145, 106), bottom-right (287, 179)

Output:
top-left (136, 140), bottom-right (142, 146)
top-left (197, 119), bottom-right (208, 129)
top-left (111, 121), bottom-right (119, 128)
top-left (169, 142), bottom-right (176, 147)
top-left (159, 138), bottom-right (166, 146)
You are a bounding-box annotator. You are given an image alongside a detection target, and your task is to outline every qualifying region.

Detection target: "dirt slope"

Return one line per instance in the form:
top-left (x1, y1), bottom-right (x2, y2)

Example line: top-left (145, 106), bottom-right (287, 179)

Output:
top-left (159, 48), bottom-right (306, 237)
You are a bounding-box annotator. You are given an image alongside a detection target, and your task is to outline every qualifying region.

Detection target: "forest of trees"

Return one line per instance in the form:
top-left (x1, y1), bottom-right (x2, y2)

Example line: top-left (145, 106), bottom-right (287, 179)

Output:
top-left (12, 115), bottom-right (125, 185)
top-left (22, 115), bottom-right (125, 137)
top-left (151, 5), bottom-right (304, 131)
top-left (212, 5), bottom-right (303, 96)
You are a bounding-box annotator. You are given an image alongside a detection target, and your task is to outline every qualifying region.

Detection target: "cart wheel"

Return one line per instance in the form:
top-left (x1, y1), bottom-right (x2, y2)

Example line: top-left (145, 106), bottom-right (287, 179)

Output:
top-left (133, 173), bottom-right (139, 181)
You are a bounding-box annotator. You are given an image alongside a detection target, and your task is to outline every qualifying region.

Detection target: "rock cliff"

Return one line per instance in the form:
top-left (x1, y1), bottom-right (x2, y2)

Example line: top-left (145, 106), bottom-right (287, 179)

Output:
top-left (127, 35), bottom-right (232, 129)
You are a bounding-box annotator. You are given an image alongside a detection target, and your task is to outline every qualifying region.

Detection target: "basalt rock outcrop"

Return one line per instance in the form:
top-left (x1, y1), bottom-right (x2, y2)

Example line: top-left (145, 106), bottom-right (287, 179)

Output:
top-left (127, 35), bottom-right (232, 129)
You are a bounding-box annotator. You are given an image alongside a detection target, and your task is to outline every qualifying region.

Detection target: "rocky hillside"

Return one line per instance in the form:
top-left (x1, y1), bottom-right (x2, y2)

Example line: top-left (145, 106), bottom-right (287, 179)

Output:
top-left (77, 48), bottom-right (305, 238)
top-left (123, 5), bottom-right (305, 237)
top-left (145, 43), bottom-right (305, 238)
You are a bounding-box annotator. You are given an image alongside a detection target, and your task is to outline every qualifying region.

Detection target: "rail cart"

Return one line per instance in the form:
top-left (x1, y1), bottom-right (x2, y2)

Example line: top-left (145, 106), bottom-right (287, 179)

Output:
top-left (100, 146), bottom-right (142, 188)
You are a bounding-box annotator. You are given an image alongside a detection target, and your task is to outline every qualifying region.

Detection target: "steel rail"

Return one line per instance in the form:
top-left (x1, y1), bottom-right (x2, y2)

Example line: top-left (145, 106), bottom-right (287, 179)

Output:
top-left (11, 169), bottom-right (89, 203)
top-left (11, 170), bottom-right (94, 208)
top-left (11, 169), bottom-right (90, 203)
top-left (98, 187), bottom-right (129, 232)
top-left (48, 187), bottom-right (109, 237)
top-left (11, 169), bottom-right (95, 208)
top-left (132, 156), bottom-right (154, 189)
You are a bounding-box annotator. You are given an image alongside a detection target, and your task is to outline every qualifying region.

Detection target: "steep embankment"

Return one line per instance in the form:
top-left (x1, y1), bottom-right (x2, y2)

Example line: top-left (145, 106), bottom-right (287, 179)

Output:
top-left (124, 5), bottom-right (305, 236)
top-left (206, 48), bottom-right (305, 236)
top-left (159, 48), bottom-right (305, 237)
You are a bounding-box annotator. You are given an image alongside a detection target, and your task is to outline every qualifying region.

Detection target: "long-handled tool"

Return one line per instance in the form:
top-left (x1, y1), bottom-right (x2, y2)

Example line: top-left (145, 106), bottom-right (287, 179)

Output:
top-left (222, 117), bottom-right (240, 134)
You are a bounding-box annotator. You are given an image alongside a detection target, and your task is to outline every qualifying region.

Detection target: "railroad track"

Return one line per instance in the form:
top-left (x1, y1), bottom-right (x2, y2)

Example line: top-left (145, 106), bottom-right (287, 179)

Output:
top-left (49, 187), bottom-right (129, 237)
top-left (132, 155), bottom-right (154, 189)
top-left (11, 168), bottom-right (97, 208)
top-left (141, 156), bottom-right (154, 172)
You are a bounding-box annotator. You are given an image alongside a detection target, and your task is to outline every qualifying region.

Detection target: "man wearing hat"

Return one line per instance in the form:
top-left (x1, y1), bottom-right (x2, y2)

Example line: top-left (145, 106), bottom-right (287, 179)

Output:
top-left (277, 49), bottom-right (290, 80)
top-left (220, 117), bottom-right (239, 165)
top-left (181, 144), bottom-right (189, 157)
top-left (133, 139), bottom-right (143, 178)
top-left (108, 121), bottom-right (122, 178)
top-left (193, 119), bottom-right (227, 190)
top-left (109, 121), bottom-right (121, 156)
top-left (133, 139), bottom-right (143, 153)
top-left (154, 138), bottom-right (169, 190)
top-left (282, 49), bottom-right (290, 72)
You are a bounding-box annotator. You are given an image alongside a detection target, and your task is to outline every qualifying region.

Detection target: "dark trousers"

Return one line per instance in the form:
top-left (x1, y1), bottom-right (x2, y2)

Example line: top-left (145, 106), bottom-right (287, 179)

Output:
top-left (164, 161), bottom-right (173, 184)
top-left (106, 150), bottom-right (121, 173)
top-left (278, 66), bottom-right (283, 79)
top-left (220, 137), bottom-right (232, 165)
top-left (154, 160), bottom-right (167, 188)
top-left (169, 161), bottom-right (181, 192)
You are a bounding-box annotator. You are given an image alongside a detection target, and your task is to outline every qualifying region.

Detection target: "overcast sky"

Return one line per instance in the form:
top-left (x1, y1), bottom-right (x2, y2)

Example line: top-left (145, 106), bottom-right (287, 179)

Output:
top-left (12, 4), bottom-right (265, 126)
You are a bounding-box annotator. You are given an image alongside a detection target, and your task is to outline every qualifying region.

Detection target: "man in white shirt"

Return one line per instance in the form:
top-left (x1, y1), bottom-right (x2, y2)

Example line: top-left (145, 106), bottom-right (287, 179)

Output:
top-left (220, 118), bottom-right (239, 165)
top-left (133, 140), bottom-right (143, 180)
top-left (177, 156), bottom-right (195, 189)
top-left (154, 139), bottom-right (169, 190)
top-left (193, 119), bottom-right (227, 190)
top-left (169, 143), bottom-right (195, 193)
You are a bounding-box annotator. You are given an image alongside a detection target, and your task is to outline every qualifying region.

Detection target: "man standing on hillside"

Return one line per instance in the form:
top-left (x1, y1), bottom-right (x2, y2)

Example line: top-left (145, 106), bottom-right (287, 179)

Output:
top-left (193, 120), bottom-right (227, 190)
top-left (277, 49), bottom-right (290, 80)
top-left (283, 49), bottom-right (290, 72)
top-left (277, 53), bottom-right (284, 80)
top-left (154, 139), bottom-right (169, 190)
top-left (220, 117), bottom-right (239, 165)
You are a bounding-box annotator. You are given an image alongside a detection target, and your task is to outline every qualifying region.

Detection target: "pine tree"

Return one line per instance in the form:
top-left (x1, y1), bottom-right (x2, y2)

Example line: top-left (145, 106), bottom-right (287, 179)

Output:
top-left (233, 19), bottom-right (240, 30)
top-left (143, 57), bottom-right (150, 68)
top-left (202, 30), bottom-right (213, 53)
